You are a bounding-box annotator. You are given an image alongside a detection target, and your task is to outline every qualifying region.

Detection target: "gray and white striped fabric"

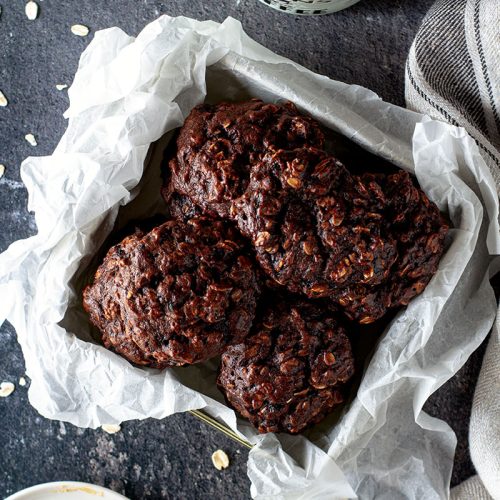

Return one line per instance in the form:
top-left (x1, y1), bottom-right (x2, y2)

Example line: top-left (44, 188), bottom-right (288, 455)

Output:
top-left (406, 1), bottom-right (499, 499)
top-left (406, 0), bottom-right (500, 193)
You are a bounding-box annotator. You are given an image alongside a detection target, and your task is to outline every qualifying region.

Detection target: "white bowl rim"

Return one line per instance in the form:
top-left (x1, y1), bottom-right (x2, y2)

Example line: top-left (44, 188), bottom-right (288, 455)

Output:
top-left (4, 481), bottom-right (130, 500)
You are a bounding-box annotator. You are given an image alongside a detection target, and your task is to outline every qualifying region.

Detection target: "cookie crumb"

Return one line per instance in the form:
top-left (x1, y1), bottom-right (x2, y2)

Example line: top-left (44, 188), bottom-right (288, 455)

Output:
top-left (56, 84), bottom-right (68, 91)
top-left (19, 376), bottom-right (27, 387)
top-left (0, 90), bottom-right (7, 107)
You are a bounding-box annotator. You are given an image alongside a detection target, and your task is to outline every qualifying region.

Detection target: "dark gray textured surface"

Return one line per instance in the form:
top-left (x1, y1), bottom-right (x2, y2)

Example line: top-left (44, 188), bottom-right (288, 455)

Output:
top-left (0, 0), bottom-right (486, 498)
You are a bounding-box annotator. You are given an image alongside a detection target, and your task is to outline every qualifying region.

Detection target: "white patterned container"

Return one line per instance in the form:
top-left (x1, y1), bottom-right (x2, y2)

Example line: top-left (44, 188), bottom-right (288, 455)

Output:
top-left (258, 0), bottom-right (361, 15)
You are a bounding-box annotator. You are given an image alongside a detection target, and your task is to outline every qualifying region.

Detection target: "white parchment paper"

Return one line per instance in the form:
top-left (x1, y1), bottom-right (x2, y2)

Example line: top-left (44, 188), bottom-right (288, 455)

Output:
top-left (0, 16), bottom-right (499, 499)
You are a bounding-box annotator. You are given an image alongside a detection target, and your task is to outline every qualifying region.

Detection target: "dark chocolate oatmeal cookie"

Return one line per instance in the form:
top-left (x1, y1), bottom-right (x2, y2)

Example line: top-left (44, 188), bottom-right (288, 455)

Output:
top-left (217, 299), bottom-right (355, 434)
top-left (325, 170), bottom-right (449, 322)
top-left (164, 99), bottom-right (324, 218)
top-left (83, 217), bottom-right (259, 368)
top-left (229, 147), bottom-right (448, 323)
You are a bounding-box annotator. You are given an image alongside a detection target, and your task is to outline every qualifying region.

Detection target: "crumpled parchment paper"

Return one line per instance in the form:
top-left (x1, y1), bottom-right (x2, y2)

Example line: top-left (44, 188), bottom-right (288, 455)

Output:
top-left (0, 16), bottom-right (499, 500)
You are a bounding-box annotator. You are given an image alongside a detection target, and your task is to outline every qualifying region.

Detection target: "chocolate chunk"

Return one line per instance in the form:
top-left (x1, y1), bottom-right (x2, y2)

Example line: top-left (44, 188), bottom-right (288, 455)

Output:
top-left (164, 191), bottom-right (204, 222)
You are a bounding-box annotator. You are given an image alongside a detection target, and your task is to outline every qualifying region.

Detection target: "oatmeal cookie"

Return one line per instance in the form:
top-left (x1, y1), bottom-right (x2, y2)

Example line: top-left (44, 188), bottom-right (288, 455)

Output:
top-left (165, 99), bottom-right (324, 218)
top-left (230, 147), bottom-right (448, 323)
top-left (218, 299), bottom-right (355, 434)
top-left (83, 217), bottom-right (259, 368)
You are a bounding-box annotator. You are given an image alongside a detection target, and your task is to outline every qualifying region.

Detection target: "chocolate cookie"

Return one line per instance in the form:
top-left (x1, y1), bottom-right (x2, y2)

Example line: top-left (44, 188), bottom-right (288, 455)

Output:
top-left (333, 170), bottom-right (449, 322)
top-left (161, 99), bottom-right (448, 324)
top-left (165, 99), bottom-right (325, 218)
top-left (83, 217), bottom-right (259, 368)
top-left (229, 147), bottom-right (448, 323)
top-left (217, 300), bottom-right (355, 434)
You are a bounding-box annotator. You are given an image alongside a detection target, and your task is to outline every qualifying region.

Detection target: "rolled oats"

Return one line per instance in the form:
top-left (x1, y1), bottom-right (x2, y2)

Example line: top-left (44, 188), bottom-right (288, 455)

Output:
top-left (211, 449), bottom-right (230, 470)
top-left (71, 24), bottom-right (90, 37)
top-left (25, 1), bottom-right (39, 20)
top-left (0, 382), bottom-right (15, 398)
top-left (101, 424), bottom-right (121, 434)
top-left (25, 133), bottom-right (37, 146)
top-left (0, 90), bottom-right (8, 107)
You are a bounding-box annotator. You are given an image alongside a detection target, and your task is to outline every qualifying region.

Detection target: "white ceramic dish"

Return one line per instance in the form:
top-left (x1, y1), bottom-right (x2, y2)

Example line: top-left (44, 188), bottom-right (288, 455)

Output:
top-left (258, 0), bottom-right (360, 15)
top-left (5, 481), bottom-right (129, 500)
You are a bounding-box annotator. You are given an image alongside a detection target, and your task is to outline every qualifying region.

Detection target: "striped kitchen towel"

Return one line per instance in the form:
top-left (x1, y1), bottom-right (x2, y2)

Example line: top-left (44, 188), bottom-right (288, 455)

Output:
top-left (406, 1), bottom-right (499, 499)
top-left (405, 0), bottom-right (500, 194)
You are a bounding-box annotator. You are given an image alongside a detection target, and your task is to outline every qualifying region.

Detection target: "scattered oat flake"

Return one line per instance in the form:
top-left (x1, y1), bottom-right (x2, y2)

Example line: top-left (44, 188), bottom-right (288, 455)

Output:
top-left (0, 90), bottom-right (7, 107)
top-left (56, 84), bottom-right (68, 91)
top-left (25, 1), bottom-right (39, 21)
top-left (211, 449), bottom-right (230, 471)
top-left (0, 164), bottom-right (5, 179)
top-left (25, 133), bottom-right (37, 146)
top-left (19, 376), bottom-right (27, 386)
top-left (71, 24), bottom-right (90, 37)
top-left (0, 382), bottom-right (15, 398)
top-left (101, 424), bottom-right (121, 434)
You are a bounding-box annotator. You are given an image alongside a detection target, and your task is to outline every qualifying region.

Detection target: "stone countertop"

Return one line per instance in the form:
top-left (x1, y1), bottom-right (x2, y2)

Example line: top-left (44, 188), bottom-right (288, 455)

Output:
top-left (0, 0), bottom-right (486, 498)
